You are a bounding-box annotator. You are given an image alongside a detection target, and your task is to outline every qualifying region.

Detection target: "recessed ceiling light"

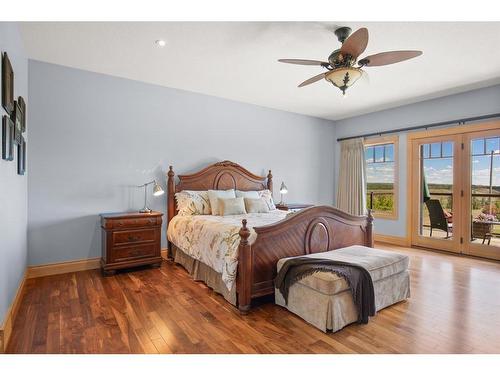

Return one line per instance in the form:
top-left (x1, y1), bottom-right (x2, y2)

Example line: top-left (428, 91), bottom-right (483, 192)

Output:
top-left (155, 39), bottom-right (166, 47)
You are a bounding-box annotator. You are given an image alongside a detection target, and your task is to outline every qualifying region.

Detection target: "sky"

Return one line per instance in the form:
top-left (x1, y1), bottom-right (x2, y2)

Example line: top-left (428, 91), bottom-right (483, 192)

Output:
top-left (366, 137), bottom-right (500, 187)
top-left (366, 163), bottom-right (395, 185)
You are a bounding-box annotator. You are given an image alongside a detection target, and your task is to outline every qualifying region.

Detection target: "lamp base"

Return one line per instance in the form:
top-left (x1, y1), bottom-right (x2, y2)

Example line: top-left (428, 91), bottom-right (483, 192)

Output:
top-left (139, 207), bottom-right (152, 213)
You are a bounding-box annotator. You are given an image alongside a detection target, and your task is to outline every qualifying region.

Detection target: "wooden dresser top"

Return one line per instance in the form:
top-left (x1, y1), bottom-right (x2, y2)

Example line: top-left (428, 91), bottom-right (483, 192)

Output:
top-left (100, 211), bottom-right (163, 220)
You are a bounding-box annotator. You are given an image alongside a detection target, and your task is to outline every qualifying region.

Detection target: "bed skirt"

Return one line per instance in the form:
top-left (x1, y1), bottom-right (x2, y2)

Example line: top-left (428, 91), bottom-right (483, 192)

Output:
top-left (171, 245), bottom-right (237, 305)
top-left (275, 270), bottom-right (410, 332)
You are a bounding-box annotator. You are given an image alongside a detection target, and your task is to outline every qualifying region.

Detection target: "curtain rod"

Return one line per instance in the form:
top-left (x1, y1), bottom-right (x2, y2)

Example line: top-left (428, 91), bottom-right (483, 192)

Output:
top-left (336, 112), bottom-right (500, 142)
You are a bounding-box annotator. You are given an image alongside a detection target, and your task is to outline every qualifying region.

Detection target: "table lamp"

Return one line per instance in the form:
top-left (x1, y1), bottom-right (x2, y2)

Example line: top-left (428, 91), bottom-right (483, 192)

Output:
top-left (138, 180), bottom-right (164, 213)
top-left (279, 181), bottom-right (288, 205)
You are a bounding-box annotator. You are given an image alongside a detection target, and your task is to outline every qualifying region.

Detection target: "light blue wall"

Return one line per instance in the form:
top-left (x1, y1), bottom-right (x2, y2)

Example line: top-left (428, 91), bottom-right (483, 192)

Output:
top-left (24, 55), bottom-right (500, 267)
top-left (0, 23), bottom-right (28, 324)
top-left (27, 60), bottom-right (336, 266)
top-left (334, 84), bottom-right (500, 237)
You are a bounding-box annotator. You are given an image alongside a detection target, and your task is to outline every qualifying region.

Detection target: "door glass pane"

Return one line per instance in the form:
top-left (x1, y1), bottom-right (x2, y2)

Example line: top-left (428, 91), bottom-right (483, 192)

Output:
top-left (442, 142), bottom-right (453, 158)
top-left (430, 142), bottom-right (442, 158)
top-left (419, 142), bottom-right (454, 240)
top-left (422, 144), bottom-right (430, 159)
top-left (485, 138), bottom-right (500, 154)
top-left (470, 136), bottom-right (500, 248)
top-left (472, 139), bottom-right (484, 155)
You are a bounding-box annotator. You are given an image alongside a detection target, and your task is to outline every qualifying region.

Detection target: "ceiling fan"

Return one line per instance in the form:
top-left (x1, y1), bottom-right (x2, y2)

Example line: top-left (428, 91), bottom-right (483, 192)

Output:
top-left (278, 26), bottom-right (422, 95)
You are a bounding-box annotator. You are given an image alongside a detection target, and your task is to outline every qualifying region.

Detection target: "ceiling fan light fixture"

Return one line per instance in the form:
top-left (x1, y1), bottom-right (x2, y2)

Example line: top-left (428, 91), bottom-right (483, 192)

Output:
top-left (325, 67), bottom-right (363, 95)
top-left (278, 26), bottom-right (422, 94)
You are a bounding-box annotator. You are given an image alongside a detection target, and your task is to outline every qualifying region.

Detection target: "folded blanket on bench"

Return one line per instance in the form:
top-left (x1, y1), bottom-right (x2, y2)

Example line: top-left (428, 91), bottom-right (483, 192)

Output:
top-left (274, 257), bottom-right (376, 324)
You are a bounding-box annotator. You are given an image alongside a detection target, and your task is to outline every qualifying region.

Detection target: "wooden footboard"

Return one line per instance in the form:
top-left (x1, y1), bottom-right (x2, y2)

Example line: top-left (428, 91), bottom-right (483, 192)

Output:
top-left (236, 206), bottom-right (374, 313)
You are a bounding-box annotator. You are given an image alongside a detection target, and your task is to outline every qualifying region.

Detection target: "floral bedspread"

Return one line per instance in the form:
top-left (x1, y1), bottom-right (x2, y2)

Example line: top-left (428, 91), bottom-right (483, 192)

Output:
top-left (167, 210), bottom-right (289, 289)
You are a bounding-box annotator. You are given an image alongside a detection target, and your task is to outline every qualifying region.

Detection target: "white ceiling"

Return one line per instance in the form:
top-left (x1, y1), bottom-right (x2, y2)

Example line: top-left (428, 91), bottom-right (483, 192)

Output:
top-left (19, 22), bottom-right (500, 120)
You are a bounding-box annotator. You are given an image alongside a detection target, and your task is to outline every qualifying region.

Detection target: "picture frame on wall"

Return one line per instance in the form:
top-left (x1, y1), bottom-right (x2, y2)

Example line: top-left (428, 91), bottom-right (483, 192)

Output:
top-left (2, 52), bottom-right (15, 115)
top-left (11, 100), bottom-right (22, 144)
top-left (17, 136), bottom-right (26, 175)
top-left (18, 96), bottom-right (26, 132)
top-left (2, 115), bottom-right (14, 161)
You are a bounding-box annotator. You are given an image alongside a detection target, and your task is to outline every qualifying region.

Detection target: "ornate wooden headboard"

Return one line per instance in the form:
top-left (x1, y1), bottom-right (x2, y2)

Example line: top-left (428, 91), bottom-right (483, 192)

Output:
top-left (166, 160), bottom-right (273, 227)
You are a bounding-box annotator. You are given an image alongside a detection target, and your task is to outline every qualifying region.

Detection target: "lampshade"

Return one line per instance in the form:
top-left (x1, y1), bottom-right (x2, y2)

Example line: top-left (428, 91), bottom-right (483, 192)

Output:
top-left (279, 182), bottom-right (288, 194)
top-left (325, 67), bottom-right (363, 95)
top-left (153, 181), bottom-right (165, 196)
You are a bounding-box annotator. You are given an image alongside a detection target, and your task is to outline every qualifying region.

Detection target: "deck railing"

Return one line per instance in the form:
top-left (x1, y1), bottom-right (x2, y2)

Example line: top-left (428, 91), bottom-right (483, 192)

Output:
top-left (367, 191), bottom-right (500, 212)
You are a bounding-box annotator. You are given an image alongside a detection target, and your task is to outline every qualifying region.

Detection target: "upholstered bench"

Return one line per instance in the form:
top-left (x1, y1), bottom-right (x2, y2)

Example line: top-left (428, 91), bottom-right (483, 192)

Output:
top-left (275, 245), bottom-right (410, 332)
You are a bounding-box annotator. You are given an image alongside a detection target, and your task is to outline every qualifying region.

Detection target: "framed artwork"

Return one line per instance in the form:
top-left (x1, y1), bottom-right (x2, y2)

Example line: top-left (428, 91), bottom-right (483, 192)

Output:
top-left (2, 52), bottom-right (14, 115)
top-left (17, 136), bottom-right (26, 175)
top-left (17, 96), bottom-right (26, 132)
top-left (2, 115), bottom-right (14, 161)
top-left (11, 100), bottom-right (22, 144)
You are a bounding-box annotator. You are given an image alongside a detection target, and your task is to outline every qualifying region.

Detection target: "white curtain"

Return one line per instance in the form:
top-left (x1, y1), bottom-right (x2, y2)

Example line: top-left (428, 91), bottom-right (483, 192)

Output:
top-left (336, 138), bottom-right (367, 216)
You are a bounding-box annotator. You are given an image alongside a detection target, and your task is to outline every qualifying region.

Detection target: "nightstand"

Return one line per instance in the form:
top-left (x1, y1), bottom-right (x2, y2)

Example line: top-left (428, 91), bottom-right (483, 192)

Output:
top-left (275, 203), bottom-right (314, 212)
top-left (100, 211), bottom-right (163, 275)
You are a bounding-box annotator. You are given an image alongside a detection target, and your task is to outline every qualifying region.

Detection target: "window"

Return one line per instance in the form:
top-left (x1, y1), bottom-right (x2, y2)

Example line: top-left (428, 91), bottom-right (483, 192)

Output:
top-left (364, 135), bottom-right (399, 219)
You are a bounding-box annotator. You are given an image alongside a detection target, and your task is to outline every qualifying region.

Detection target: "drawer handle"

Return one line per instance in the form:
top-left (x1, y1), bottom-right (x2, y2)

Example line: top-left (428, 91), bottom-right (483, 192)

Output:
top-left (128, 235), bottom-right (140, 241)
top-left (130, 250), bottom-right (142, 256)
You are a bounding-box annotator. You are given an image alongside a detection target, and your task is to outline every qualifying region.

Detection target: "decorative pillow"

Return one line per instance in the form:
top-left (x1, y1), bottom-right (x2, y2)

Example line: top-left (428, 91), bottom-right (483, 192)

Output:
top-left (235, 190), bottom-right (260, 199)
top-left (244, 198), bottom-right (270, 213)
top-left (219, 197), bottom-right (247, 216)
top-left (175, 190), bottom-right (211, 216)
top-left (208, 189), bottom-right (236, 215)
top-left (258, 189), bottom-right (276, 210)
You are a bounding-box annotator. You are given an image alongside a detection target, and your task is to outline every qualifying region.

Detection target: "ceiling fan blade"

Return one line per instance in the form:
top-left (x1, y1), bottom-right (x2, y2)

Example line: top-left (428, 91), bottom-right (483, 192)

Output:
top-left (278, 59), bottom-right (329, 66)
top-left (298, 72), bottom-right (327, 87)
top-left (340, 28), bottom-right (369, 58)
top-left (360, 50), bottom-right (422, 67)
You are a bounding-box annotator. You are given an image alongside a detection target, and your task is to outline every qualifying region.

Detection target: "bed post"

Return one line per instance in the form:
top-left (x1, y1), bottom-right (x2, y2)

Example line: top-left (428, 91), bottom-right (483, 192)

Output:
top-left (267, 170), bottom-right (273, 194)
top-left (237, 219), bottom-right (252, 314)
top-left (167, 166), bottom-right (175, 256)
top-left (366, 209), bottom-right (374, 247)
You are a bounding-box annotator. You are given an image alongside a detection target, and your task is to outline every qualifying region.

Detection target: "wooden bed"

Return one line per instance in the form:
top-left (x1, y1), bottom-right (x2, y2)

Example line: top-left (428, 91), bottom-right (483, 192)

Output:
top-left (167, 160), bottom-right (374, 314)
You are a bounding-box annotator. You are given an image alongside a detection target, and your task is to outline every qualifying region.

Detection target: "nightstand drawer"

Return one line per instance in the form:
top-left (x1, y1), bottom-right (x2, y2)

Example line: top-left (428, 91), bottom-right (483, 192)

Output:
top-left (112, 228), bottom-right (156, 246)
top-left (100, 211), bottom-right (163, 275)
top-left (104, 217), bottom-right (160, 229)
top-left (110, 243), bottom-right (157, 263)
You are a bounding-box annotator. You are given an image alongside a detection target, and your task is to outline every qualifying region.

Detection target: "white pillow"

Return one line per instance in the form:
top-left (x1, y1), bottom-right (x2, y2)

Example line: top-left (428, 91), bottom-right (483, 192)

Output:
top-left (258, 189), bottom-right (276, 210)
top-left (235, 190), bottom-right (260, 199)
top-left (208, 189), bottom-right (236, 215)
top-left (219, 197), bottom-right (247, 216)
top-left (175, 190), bottom-right (211, 216)
top-left (244, 198), bottom-right (270, 213)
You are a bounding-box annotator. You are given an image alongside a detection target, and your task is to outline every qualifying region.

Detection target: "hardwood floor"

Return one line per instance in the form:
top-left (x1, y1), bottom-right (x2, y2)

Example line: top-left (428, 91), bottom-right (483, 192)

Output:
top-left (6, 243), bottom-right (500, 354)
